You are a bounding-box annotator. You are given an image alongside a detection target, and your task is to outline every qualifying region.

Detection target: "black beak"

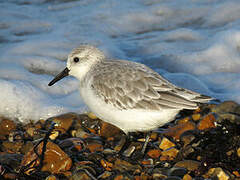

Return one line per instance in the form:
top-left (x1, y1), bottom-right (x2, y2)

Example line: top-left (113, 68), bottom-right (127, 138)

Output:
top-left (48, 67), bottom-right (70, 86)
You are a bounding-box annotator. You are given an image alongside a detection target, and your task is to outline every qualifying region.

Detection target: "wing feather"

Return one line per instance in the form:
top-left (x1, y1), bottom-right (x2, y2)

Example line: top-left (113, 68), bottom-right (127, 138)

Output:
top-left (91, 60), bottom-right (211, 111)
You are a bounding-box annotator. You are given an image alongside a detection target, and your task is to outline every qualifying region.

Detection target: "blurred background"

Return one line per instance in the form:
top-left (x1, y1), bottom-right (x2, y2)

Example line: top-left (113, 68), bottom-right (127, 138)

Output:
top-left (1, 0), bottom-right (240, 122)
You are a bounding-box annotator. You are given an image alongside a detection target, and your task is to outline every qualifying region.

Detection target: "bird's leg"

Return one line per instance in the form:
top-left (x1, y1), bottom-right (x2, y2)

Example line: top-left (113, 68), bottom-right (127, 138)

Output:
top-left (141, 132), bottom-right (151, 154)
top-left (118, 132), bottom-right (134, 154)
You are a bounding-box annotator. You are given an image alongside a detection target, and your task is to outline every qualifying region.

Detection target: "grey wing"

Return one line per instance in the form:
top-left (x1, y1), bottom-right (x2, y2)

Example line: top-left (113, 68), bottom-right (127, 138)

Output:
top-left (92, 60), bottom-right (212, 110)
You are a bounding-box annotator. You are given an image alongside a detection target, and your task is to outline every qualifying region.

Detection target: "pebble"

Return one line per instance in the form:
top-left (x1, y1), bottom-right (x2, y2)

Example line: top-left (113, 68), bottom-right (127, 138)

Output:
top-left (2, 141), bottom-right (23, 153)
top-left (204, 167), bottom-right (230, 180)
top-left (147, 149), bottom-right (161, 159)
top-left (160, 147), bottom-right (179, 161)
top-left (163, 121), bottom-right (195, 141)
top-left (112, 159), bottom-right (141, 173)
top-left (0, 100), bottom-right (239, 179)
top-left (21, 141), bottom-right (72, 175)
top-left (99, 121), bottom-right (123, 138)
top-left (70, 171), bottom-right (91, 180)
top-left (0, 118), bottom-right (16, 136)
top-left (45, 112), bottom-right (77, 134)
top-left (211, 101), bottom-right (238, 114)
top-left (159, 137), bottom-right (176, 150)
top-left (174, 160), bottom-right (200, 171)
top-left (197, 113), bottom-right (216, 130)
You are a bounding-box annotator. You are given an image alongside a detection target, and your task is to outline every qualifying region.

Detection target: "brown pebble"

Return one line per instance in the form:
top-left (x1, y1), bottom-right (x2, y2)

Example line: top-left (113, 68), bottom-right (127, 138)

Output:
top-left (218, 113), bottom-right (240, 124)
top-left (174, 160), bottom-right (200, 171)
top-left (0, 118), bottom-right (16, 136)
top-left (177, 117), bottom-right (191, 124)
top-left (135, 174), bottom-right (150, 180)
top-left (192, 113), bottom-right (201, 121)
top-left (74, 127), bottom-right (93, 139)
top-left (58, 138), bottom-right (85, 152)
top-left (99, 121), bottom-right (122, 138)
top-left (87, 143), bottom-right (104, 153)
top-left (147, 149), bottom-right (161, 159)
top-left (204, 167), bottom-right (230, 180)
top-left (159, 137), bottom-right (176, 150)
top-left (237, 148), bottom-right (240, 157)
top-left (160, 147), bottom-right (179, 161)
top-left (46, 113), bottom-right (77, 134)
top-left (197, 113), bottom-right (216, 130)
top-left (20, 141), bottom-right (34, 154)
top-left (114, 174), bottom-right (131, 180)
top-left (2, 141), bottom-right (23, 153)
top-left (113, 159), bottom-right (141, 172)
top-left (180, 134), bottom-right (196, 147)
top-left (100, 159), bottom-right (113, 171)
top-left (211, 101), bottom-right (238, 114)
top-left (150, 132), bottom-right (158, 141)
top-left (3, 173), bottom-right (17, 179)
top-left (233, 171), bottom-right (240, 177)
top-left (183, 174), bottom-right (192, 180)
top-left (163, 121), bottom-right (195, 141)
top-left (141, 159), bottom-right (153, 165)
top-left (70, 171), bottom-right (91, 180)
top-left (21, 141), bottom-right (72, 175)
top-left (98, 171), bottom-right (112, 179)
top-left (46, 175), bottom-right (59, 180)
top-left (114, 136), bottom-right (127, 152)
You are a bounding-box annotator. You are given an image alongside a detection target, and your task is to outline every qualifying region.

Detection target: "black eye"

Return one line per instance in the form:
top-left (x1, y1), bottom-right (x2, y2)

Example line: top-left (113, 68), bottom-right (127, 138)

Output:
top-left (73, 57), bottom-right (79, 63)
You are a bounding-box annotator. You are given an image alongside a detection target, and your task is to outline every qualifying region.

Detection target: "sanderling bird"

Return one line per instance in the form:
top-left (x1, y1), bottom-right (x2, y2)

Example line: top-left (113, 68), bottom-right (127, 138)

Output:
top-left (48, 45), bottom-right (212, 134)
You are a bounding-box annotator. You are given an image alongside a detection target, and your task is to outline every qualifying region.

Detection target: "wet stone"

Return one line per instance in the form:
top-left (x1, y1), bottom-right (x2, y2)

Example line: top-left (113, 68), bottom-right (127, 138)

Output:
top-left (204, 167), bottom-right (230, 180)
top-left (113, 174), bottom-right (132, 180)
top-left (159, 137), bottom-right (176, 150)
top-left (147, 149), bottom-right (161, 159)
top-left (2, 141), bottom-right (24, 153)
top-left (211, 101), bottom-right (238, 114)
top-left (237, 148), bottom-right (240, 157)
top-left (99, 121), bottom-right (123, 138)
top-left (100, 159), bottom-right (113, 171)
top-left (180, 133), bottom-right (196, 147)
top-left (217, 113), bottom-right (240, 124)
top-left (74, 127), bottom-right (93, 139)
top-left (112, 159), bottom-right (141, 173)
top-left (168, 167), bottom-right (188, 177)
top-left (114, 135), bottom-right (127, 152)
top-left (123, 144), bottom-right (136, 157)
top-left (21, 141), bottom-right (72, 175)
top-left (70, 170), bottom-right (92, 180)
top-left (122, 142), bottom-right (142, 157)
top-left (141, 158), bottom-right (154, 166)
top-left (3, 173), bottom-right (17, 179)
top-left (0, 118), bottom-right (16, 136)
top-left (183, 174), bottom-right (192, 180)
top-left (164, 176), bottom-right (182, 180)
top-left (45, 174), bottom-right (59, 180)
top-left (45, 112), bottom-right (77, 134)
top-left (20, 141), bottom-right (34, 154)
top-left (152, 172), bottom-right (167, 179)
top-left (58, 138), bottom-right (85, 152)
top-left (178, 145), bottom-right (195, 159)
top-left (160, 147), bottom-right (179, 161)
top-left (163, 121), bottom-right (195, 141)
top-left (174, 160), bottom-right (200, 171)
top-left (197, 113), bottom-right (216, 130)
top-left (0, 153), bottom-right (23, 171)
top-left (192, 113), bottom-right (201, 121)
top-left (98, 171), bottom-right (112, 179)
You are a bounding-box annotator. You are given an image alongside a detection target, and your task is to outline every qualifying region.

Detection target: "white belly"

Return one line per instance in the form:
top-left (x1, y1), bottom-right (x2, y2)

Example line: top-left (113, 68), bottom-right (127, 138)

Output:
top-left (79, 86), bottom-right (179, 133)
